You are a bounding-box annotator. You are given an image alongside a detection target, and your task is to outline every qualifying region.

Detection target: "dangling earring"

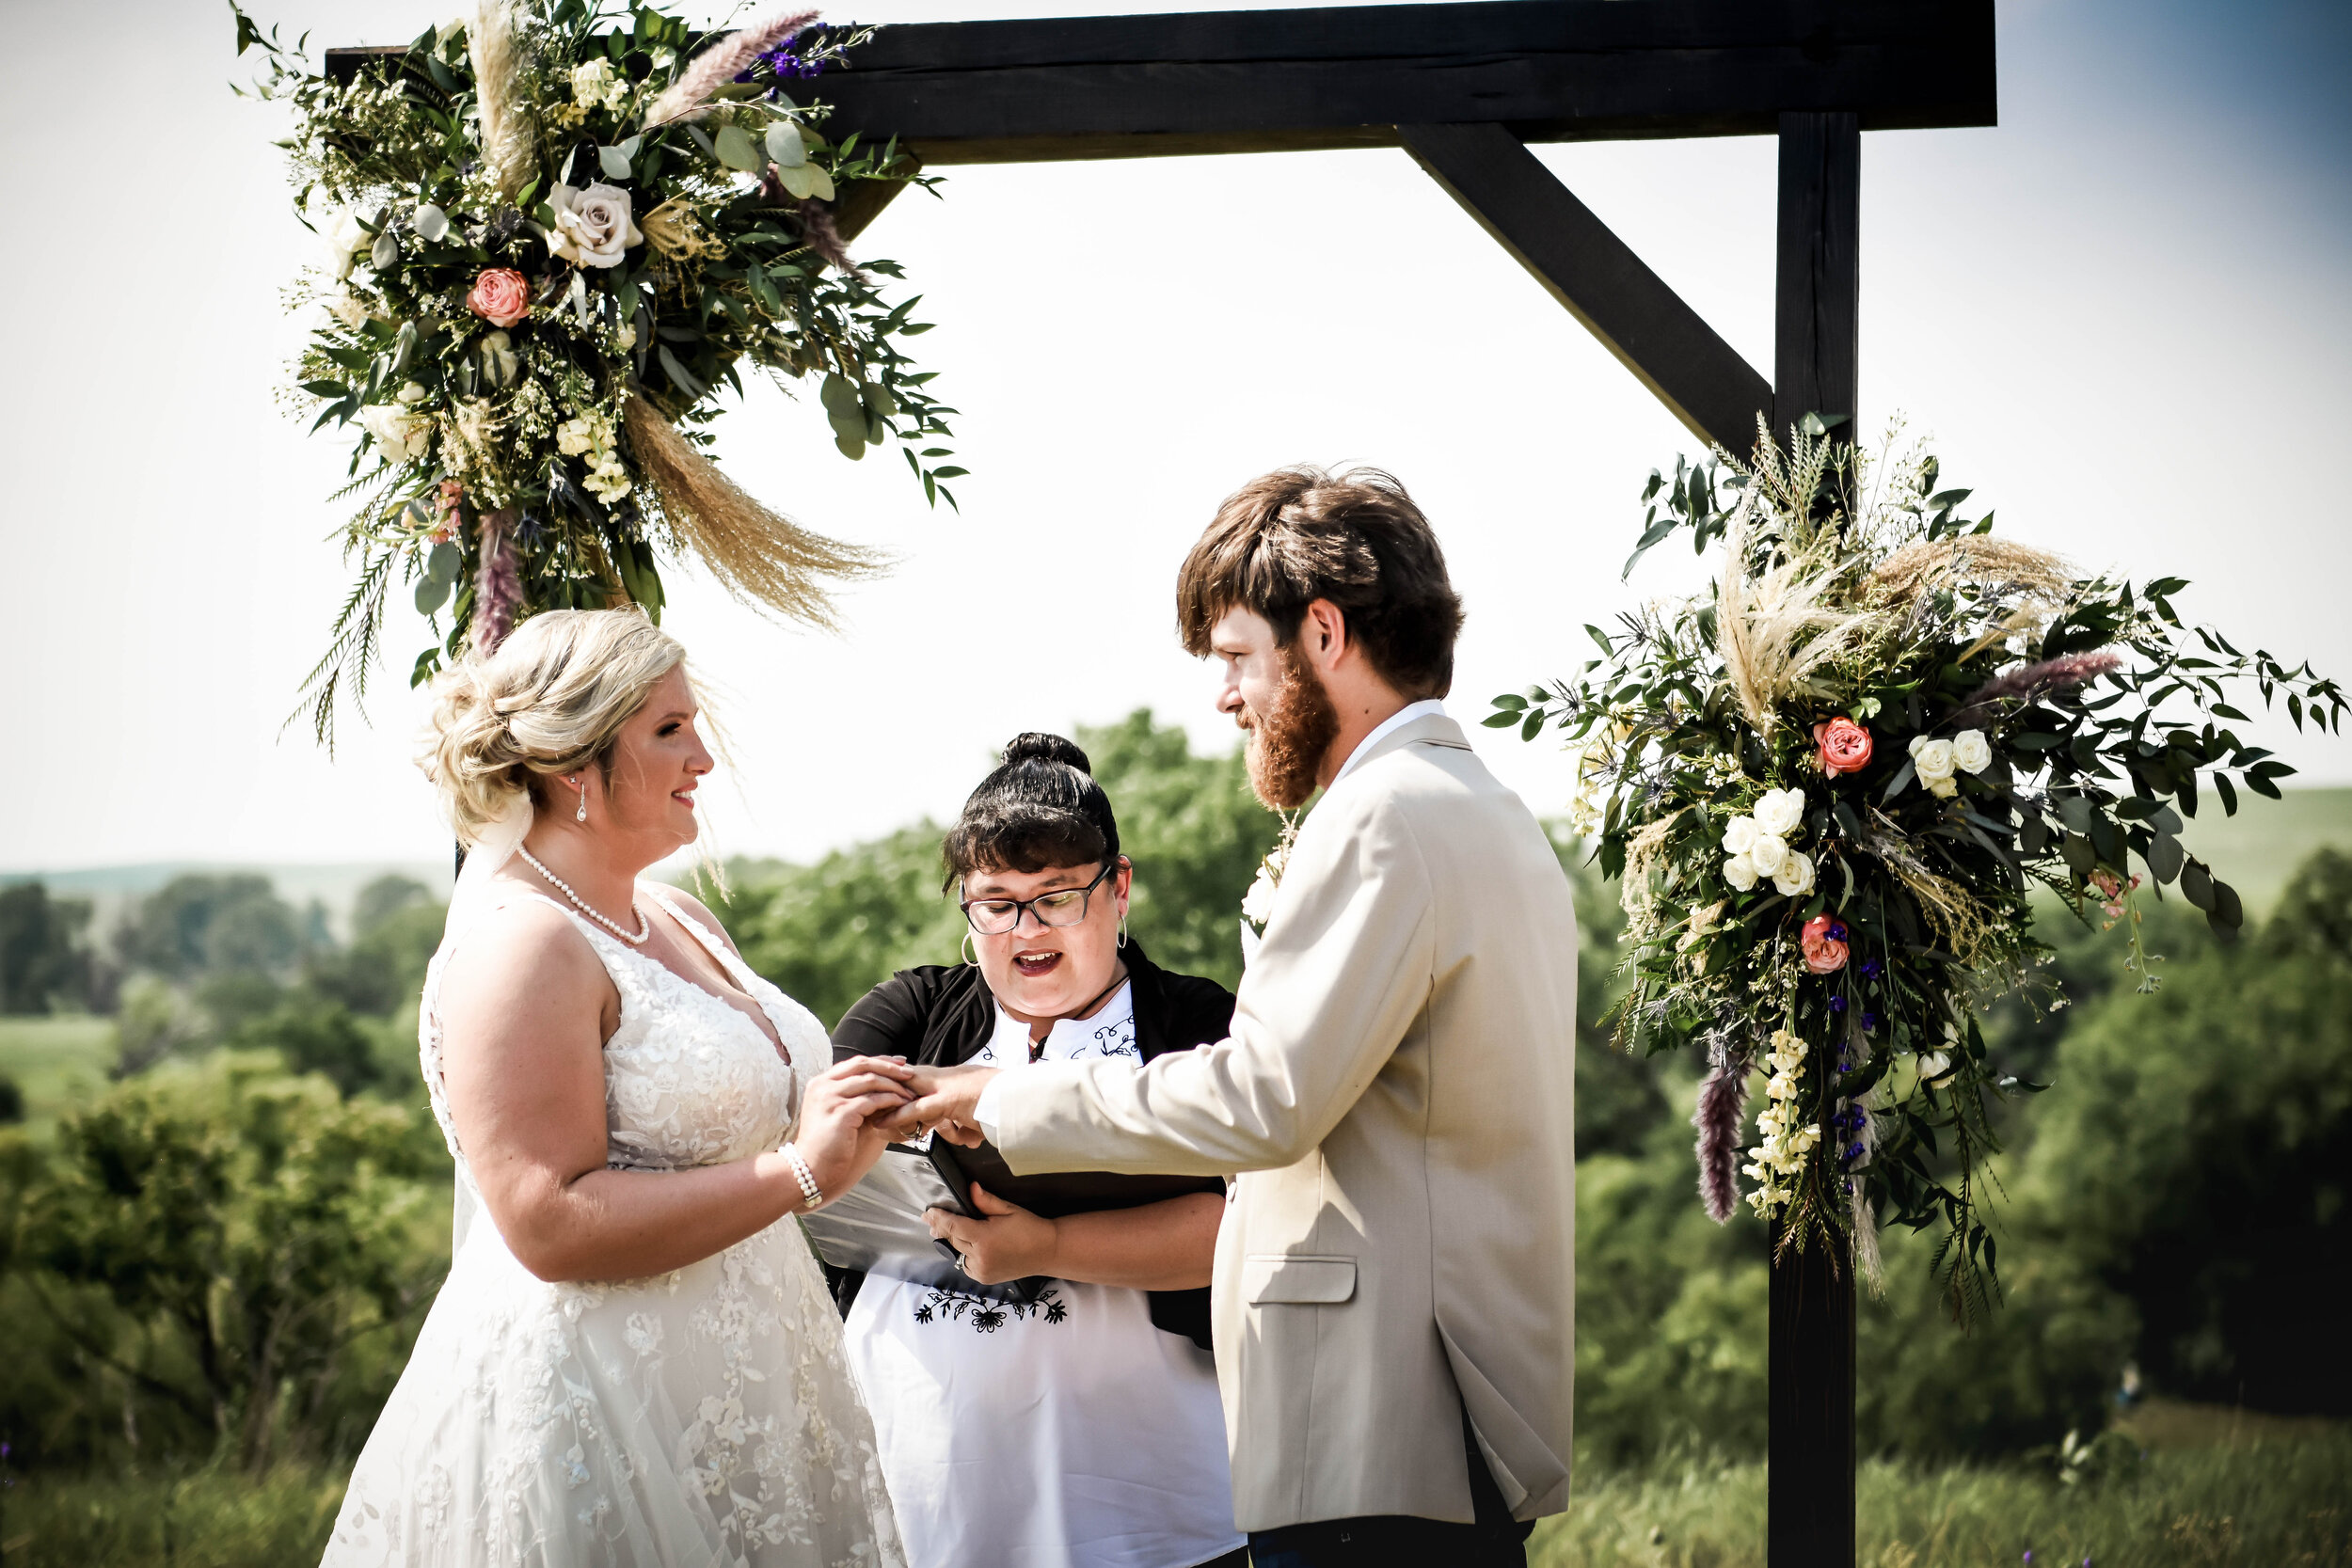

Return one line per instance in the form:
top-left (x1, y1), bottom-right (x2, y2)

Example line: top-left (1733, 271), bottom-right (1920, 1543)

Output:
top-left (573, 776), bottom-right (588, 824)
top-left (961, 929), bottom-right (979, 967)
top-left (1117, 911), bottom-right (1129, 950)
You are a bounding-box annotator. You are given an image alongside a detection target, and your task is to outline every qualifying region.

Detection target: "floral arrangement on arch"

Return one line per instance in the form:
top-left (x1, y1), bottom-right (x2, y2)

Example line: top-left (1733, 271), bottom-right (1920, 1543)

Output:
top-left (1489, 417), bottom-right (2343, 1318)
top-left (235, 1), bottom-right (960, 743)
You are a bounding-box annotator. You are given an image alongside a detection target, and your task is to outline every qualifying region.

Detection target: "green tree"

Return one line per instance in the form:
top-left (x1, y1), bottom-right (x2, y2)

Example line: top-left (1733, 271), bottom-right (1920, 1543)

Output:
top-left (0, 881), bottom-right (93, 1014)
top-left (116, 876), bottom-right (301, 983)
top-left (2010, 847), bottom-right (2352, 1418)
top-left (12, 1053), bottom-right (448, 1468)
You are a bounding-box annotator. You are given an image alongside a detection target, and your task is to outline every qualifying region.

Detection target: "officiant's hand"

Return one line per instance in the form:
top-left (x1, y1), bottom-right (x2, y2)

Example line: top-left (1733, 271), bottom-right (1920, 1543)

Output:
top-left (927, 1183), bottom-right (1056, 1285)
top-left (883, 1063), bottom-right (1000, 1148)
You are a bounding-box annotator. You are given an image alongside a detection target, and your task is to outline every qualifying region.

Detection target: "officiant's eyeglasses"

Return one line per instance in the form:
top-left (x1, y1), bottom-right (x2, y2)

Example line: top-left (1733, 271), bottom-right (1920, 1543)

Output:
top-left (961, 861), bottom-right (1119, 936)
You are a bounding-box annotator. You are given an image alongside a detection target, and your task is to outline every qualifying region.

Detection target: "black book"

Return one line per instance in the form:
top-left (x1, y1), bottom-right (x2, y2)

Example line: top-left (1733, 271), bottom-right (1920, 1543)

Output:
top-left (799, 1137), bottom-right (1221, 1306)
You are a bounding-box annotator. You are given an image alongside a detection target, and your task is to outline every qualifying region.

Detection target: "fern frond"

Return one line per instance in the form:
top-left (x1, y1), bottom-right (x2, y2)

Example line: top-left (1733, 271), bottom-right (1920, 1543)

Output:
top-left (286, 545), bottom-right (395, 753)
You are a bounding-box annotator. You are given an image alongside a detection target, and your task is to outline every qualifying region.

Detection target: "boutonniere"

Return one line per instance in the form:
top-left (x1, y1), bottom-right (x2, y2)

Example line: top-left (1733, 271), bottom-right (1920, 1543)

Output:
top-left (1238, 811), bottom-right (1303, 966)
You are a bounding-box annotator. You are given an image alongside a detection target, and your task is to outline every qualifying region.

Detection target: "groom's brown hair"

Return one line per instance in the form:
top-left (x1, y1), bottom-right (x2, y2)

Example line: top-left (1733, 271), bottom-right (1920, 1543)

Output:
top-left (1177, 466), bottom-right (1465, 698)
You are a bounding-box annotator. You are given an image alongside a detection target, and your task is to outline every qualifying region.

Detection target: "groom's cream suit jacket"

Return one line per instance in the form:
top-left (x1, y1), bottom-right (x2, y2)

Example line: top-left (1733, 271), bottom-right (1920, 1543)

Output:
top-left (989, 711), bottom-right (1578, 1532)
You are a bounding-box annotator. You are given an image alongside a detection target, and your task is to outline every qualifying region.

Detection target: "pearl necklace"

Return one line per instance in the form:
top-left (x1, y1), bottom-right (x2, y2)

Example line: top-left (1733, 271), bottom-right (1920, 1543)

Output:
top-left (516, 845), bottom-right (651, 944)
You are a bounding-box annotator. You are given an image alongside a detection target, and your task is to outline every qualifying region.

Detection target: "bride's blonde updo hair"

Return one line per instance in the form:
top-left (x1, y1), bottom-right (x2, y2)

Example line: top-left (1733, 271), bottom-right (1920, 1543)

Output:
top-left (423, 608), bottom-right (688, 844)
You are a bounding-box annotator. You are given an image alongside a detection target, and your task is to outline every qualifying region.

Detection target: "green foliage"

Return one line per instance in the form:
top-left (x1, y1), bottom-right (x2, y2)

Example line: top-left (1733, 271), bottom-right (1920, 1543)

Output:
top-left (2010, 854), bottom-right (2352, 1418)
top-left (4, 1054), bottom-right (448, 1471)
top-left (715, 822), bottom-right (968, 1030)
top-left (113, 875), bottom-right (303, 984)
top-left (1492, 425), bottom-right (2344, 1314)
top-left (0, 882), bottom-right (94, 1015)
top-left (0, 1464), bottom-right (345, 1567)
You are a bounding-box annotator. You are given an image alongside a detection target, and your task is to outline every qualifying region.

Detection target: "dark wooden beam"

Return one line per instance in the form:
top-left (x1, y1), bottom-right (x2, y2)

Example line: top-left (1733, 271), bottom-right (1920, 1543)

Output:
top-left (1772, 110), bottom-right (1862, 436)
top-left (766, 0), bottom-right (1993, 164)
top-left (1768, 107), bottom-right (1860, 1568)
top-left (1400, 121), bottom-right (1769, 453)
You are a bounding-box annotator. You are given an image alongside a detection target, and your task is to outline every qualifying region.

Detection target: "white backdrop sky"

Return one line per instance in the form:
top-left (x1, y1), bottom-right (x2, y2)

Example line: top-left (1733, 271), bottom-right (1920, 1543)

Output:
top-left (1, 0), bottom-right (2345, 874)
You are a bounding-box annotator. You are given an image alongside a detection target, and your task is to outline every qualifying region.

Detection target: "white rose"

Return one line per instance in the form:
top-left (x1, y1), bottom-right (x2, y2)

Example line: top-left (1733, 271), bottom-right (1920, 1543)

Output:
top-left (1951, 729), bottom-right (1993, 774)
top-left (1929, 774), bottom-right (1960, 800)
top-left (1753, 787), bottom-right (1805, 837)
top-left (1721, 815), bottom-right (1758, 856)
top-left (1241, 867), bottom-right (1278, 926)
top-left (478, 329), bottom-right (519, 389)
top-left (1910, 736), bottom-right (1957, 786)
top-left (1772, 849), bottom-right (1815, 897)
top-left (325, 209), bottom-right (373, 278)
top-left (396, 379), bottom-right (429, 405)
top-left (545, 182), bottom-right (644, 270)
top-left (1747, 832), bottom-right (1788, 877)
top-left (1724, 854), bottom-right (1760, 893)
top-left (359, 403), bottom-right (432, 461)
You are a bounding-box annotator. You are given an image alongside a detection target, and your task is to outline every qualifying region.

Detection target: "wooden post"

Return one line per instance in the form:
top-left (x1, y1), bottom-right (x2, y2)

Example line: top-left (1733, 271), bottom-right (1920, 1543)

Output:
top-left (1769, 107), bottom-right (1860, 1568)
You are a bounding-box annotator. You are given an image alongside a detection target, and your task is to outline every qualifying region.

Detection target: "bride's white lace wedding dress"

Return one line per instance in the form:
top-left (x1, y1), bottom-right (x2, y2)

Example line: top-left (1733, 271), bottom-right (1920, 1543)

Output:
top-left (324, 878), bottom-right (904, 1568)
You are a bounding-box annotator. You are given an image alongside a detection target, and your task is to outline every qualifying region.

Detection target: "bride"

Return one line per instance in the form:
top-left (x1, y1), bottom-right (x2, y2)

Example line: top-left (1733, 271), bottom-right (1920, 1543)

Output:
top-left (326, 608), bottom-right (913, 1567)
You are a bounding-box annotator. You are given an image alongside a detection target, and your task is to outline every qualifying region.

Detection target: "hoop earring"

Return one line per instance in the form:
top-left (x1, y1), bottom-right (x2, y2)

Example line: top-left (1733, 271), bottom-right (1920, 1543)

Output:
top-left (961, 930), bottom-right (979, 967)
top-left (573, 777), bottom-right (588, 824)
top-left (1117, 911), bottom-right (1129, 950)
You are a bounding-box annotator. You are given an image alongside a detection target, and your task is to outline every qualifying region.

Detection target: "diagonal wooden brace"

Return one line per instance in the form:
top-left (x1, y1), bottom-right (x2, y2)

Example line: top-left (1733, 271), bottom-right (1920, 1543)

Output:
top-left (1399, 120), bottom-right (1772, 455)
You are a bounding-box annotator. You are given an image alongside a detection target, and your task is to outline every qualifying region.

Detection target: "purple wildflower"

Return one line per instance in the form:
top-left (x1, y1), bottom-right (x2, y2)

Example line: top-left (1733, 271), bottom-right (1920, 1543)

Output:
top-left (1829, 994), bottom-right (1848, 1013)
top-left (1859, 958), bottom-right (1883, 980)
top-left (1861, 1011), bottom-right (1880, 1032)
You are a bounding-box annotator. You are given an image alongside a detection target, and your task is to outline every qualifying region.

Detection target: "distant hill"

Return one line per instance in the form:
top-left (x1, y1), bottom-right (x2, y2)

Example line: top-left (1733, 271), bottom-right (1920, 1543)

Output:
top-left (2175, 785), bottom-right (2352, 916)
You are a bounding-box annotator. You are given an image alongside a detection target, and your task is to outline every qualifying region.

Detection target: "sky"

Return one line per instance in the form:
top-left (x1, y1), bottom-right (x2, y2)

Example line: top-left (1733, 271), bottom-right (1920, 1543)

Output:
top-left (0, 0), bottom-right (2345, 876)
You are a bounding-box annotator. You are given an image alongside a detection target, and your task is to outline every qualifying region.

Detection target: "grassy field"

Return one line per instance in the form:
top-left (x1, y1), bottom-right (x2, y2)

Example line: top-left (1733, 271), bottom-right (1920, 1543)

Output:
top-left (0, 1015), bottom-right (113, 1139)
top-left (0, 1418), bottom-right (2339, 1567)
top-left (1532, 1405), bottom-right (2348, 1568)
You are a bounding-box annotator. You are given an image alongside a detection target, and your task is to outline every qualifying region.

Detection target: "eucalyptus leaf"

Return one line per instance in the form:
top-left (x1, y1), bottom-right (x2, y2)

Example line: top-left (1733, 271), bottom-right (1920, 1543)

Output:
top-left (860, 381), bottom-right (898, 418)
top-left (819, 373), bottom-right (862, 418)
top-left (834, 432), bottom-right (866, 460)
top-left (427, 542), bottom-right (461, 583)
top-left (415, 575), bottom-right (452, 614)
top-left (765, 121), bottom-right (807, 169)
top-left (597, 145), bottom-right (632, 181)
top-left (2146, 829), bottom-right (2185, 884)
top-left (412, 202), bottom-right (450, 242)
top-left (776, 161), bottom-right (823, 200)
top-left (371, 230), bottom-right (399, 270)
top-left (714, 123), bottom-right (761, 172)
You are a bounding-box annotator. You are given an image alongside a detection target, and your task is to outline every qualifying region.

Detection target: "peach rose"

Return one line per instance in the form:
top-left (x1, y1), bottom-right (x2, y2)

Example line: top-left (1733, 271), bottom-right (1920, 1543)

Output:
top-left (1815, 717), bottom-right (1874, 777)
top-left (467, 267), bottom-right (531, 329)
top-left (1801, 913), bottom-right (1850, 974)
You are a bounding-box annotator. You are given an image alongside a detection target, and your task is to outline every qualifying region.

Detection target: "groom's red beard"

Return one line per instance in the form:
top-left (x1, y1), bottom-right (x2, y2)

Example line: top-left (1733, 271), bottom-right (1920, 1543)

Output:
top-left (1241, 649), bottom-right (1343, 810)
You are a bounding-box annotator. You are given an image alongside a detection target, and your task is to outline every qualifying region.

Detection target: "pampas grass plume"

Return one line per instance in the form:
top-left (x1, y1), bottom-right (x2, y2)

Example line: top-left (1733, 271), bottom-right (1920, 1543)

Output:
top-left (469, 0), bottom-right (534, 201)
top-left (643, 8), bottom-right (820, 129)
top-left (621, 393), bottom-right (887, 630)
top-left (1692, 1059), bottom-right (1751, 1223)
top-left (473, 509), bottom-right (523, 653)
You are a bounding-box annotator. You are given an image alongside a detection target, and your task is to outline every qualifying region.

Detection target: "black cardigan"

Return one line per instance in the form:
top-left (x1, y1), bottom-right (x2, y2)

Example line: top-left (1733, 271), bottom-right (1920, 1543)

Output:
top-left (828, 937), bottom-right (1232, 1351)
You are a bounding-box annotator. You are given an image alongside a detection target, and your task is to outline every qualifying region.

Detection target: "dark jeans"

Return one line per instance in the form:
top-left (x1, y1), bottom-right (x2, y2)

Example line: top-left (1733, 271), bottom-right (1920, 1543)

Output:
top-left (1245, 1411), bottom-right (1535, 1568)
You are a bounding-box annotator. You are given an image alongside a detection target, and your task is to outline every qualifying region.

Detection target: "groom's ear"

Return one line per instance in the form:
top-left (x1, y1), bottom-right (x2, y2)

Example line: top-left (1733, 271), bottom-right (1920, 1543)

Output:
top-left (1298, 599), bottom-right (1352, 670)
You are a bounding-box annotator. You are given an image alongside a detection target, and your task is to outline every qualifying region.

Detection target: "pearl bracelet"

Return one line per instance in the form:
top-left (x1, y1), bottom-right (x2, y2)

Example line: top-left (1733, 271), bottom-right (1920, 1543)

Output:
top-left (781, 1143), bottom-right (824, 1211)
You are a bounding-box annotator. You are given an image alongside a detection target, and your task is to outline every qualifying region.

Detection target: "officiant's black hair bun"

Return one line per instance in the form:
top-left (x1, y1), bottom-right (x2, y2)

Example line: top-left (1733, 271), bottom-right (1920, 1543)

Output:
top-left (943, 733), bottom-right (1122, 887)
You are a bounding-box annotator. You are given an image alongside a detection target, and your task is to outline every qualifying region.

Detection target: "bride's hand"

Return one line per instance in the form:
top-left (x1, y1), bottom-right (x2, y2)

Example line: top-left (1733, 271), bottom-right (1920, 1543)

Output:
top-left (880, 1063), bottom-right (1000, 1147)
top-left (793, 1055), bottom-right (915, 1200)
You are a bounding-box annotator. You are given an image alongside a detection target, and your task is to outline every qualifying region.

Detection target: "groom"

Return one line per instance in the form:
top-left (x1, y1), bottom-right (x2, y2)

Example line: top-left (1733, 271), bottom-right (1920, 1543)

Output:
top-left (896, 466), bottom-right (1577, 1566)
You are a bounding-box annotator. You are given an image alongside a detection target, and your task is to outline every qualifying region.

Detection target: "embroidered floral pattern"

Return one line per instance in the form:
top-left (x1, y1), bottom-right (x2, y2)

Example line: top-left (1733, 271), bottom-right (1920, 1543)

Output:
top-left (910, 1283), bottom-right (1068, 1333)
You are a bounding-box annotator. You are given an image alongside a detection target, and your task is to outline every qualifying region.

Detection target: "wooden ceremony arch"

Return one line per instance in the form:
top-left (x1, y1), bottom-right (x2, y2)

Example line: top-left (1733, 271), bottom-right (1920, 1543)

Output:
top-left (332, 4), bottom-right (1998, 1560)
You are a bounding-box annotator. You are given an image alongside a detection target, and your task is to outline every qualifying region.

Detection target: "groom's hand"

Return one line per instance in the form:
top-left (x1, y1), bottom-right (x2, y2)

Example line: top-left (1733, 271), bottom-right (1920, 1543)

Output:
top-left (927, 1183), bottom-right (1056, 1284)
top-left (884, 1063), bottom-right (1000, 1147)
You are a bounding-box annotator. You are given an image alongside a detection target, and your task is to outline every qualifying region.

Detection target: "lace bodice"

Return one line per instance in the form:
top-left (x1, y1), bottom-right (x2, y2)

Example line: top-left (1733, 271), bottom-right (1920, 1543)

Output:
top-left (419, 883), bottom-right (825, 1191)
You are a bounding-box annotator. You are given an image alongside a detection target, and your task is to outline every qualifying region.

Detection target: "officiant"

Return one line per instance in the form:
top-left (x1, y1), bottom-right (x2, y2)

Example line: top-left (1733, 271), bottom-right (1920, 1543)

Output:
top-left (826, 733), bottom-right (1250, 1568)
